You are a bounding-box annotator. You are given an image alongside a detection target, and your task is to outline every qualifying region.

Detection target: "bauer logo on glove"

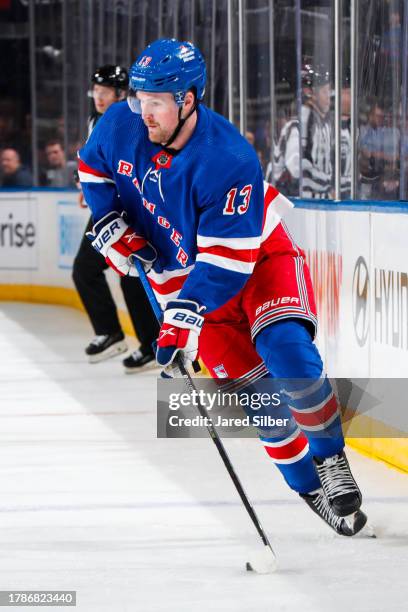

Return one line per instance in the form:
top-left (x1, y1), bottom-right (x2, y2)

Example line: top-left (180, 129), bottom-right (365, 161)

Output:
top-left (156, 299), bottom-right (205, 368)
top-left (86, 211), bottom-right (156, 277)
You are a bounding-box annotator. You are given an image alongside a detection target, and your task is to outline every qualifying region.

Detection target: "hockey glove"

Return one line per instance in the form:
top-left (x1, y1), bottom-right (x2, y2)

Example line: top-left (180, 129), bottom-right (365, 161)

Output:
top-left (156, 299), bottom-right (205, 368)
top-left (87, 211), bottom-right (156, 277)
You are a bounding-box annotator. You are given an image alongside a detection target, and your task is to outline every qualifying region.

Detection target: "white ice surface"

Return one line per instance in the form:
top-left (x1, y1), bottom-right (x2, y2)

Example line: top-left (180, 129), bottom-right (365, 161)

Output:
top-left (0, 302), bottom-right (407, 612)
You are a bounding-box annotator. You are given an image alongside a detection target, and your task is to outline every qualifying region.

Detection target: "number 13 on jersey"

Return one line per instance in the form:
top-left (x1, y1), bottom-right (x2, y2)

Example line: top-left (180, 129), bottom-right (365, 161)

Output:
top-left (223, 185), bottom-right (253, 215)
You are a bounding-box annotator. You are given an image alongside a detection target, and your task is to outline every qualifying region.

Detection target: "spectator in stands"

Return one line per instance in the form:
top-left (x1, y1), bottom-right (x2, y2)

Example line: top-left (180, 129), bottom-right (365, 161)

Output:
top-left (380, 108), bottom-right (400, 199)
top-left (42, 140), bottom-right (77, 187)
top-left (380, 5), bottom-right (402, 97)
top-left (358, 101), bottom-right (399, 200)
top-left (359, 102), bottom-right (385, 199)
top-left (0, 148), bottom-right (32, 187)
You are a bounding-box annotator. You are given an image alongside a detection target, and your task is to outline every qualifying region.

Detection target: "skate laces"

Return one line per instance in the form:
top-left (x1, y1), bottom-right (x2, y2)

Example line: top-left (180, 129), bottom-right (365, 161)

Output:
top-left (130, 349), bottom-right (143, 360)
top-left (316, 454), bottom-right (358, 500)
top-left (90, 335), bottom-right (109, 347)
top-left (311, 489), bottom-right (343, 530)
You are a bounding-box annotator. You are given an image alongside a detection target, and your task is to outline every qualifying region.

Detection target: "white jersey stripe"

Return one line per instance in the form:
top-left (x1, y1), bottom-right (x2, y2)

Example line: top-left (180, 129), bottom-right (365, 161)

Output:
top-left (197, 234), bottom-right (261, 249)
top-left (151, 288), bottom-right (181, 308)
top-left (78, 170), bottom-right (115, 184)
top-left (196, 252), bottom-right (256, 274)
top-left (261, 428), bottom-right (302, 447)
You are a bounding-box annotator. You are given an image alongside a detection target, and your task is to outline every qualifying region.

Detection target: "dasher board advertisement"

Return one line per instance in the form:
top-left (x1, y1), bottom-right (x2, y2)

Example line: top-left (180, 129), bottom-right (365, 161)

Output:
top-left (0, 196), bottom-right (38, 270)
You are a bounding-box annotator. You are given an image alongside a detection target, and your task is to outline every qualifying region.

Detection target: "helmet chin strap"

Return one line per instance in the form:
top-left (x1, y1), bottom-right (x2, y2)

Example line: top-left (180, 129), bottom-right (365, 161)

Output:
top-left (162, 98), bottom-right (198, 148)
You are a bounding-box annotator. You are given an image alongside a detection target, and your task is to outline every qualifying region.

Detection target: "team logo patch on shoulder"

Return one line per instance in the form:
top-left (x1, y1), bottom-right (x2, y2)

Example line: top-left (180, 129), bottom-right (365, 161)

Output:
top-left (214, 364), bottom-right (228, 379)
top-left (152, 150), bottom-right (173, 170)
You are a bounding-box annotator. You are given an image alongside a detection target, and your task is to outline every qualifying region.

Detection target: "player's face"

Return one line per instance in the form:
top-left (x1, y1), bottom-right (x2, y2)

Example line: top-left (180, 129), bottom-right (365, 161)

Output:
top-left (92, 84), bottom-right (119, 114)
top-left (137, 92), bottom-right (180, 144)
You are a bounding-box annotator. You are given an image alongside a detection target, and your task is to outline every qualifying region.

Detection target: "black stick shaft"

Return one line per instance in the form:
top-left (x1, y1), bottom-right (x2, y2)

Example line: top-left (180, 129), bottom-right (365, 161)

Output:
top-left (176, 355), bottom-right (274, 551)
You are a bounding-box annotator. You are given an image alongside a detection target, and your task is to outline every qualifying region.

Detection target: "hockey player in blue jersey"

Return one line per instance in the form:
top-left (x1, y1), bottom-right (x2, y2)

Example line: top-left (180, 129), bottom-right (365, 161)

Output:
top-left (79, 38), bottom-right (366, 536)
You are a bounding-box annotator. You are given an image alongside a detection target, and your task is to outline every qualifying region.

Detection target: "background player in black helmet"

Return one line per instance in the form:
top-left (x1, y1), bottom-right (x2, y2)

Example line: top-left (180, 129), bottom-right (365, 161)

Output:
top-left (72, 64), bottom-right (159, 369)
top-left (88, 65), bottom-right (128, 133)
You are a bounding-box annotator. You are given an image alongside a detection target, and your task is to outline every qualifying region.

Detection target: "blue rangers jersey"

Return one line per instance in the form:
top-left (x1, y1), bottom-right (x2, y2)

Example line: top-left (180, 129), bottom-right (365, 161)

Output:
top-left (79, 100), bottom-right (292, 312)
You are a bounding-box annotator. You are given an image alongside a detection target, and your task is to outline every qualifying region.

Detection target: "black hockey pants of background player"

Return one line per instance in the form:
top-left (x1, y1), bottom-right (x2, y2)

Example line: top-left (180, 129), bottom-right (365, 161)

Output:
top-left (72, 217), bottom-right (159, 359)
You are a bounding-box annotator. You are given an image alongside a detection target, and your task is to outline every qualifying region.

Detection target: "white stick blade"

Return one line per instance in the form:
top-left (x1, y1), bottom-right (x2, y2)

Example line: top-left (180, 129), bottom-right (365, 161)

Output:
top-left (246, 544), bottom-right (277, 574)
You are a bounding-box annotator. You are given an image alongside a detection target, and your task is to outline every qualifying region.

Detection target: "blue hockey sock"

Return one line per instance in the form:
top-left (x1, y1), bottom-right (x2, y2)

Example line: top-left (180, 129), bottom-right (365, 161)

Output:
top-left (255, 320), bottom-right (345, 459)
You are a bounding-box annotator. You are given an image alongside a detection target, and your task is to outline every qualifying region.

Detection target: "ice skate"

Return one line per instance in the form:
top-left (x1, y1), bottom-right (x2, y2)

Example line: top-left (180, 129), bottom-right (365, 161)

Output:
top-left (314, 451), bottom-right (362, 516)
top-left (85, 332), bottom-right (127, 363)
top-left (123, 348), bottom-right (155, 373)
top-left (300, 488), bottom-right (367, 536)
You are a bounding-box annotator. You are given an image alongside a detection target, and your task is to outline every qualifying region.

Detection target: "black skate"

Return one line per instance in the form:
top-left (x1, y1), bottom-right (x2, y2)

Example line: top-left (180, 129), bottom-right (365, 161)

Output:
top-left (300, 488), bottom-right (367, 537)
top-left (123, 348), bottom-right (155, 373)
top-left (314, 451), bottom-right (362, 516)
top-left (85, 332), bottom-right (127, 363)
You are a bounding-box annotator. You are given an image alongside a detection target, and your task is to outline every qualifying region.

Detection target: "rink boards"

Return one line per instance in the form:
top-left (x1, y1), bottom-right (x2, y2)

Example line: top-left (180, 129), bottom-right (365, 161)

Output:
top-left (285, 200), bottom-right (408, 472)
top-left (0, 190), bottom-right (136, 337)
top-left (0, 190), bottom-right (407, 471)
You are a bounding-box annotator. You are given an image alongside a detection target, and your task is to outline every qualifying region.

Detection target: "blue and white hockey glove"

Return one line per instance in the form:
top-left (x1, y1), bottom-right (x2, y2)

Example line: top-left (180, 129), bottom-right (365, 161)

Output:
top-left (156, 299), bottom-right (205, 368)
top-left (86, 211), bottom-right (156, 277)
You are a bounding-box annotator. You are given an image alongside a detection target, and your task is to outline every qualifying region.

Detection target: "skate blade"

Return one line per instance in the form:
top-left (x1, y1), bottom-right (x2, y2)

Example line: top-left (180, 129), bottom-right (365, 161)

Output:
top-left (88, 341), bottom-right (128, 363)
top-left (355, 521), bottom-right (376, 538)
top-left (344, 511), bottom-right (376, 538)
top-left (124, 360), bottom-right (158, 374)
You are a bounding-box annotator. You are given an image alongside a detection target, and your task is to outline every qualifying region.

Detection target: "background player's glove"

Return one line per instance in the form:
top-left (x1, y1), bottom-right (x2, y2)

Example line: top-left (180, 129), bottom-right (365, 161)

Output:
top-left (87, 211), bottom-right (156, 277)
top-left (156, 299), bottom-right (205, 368)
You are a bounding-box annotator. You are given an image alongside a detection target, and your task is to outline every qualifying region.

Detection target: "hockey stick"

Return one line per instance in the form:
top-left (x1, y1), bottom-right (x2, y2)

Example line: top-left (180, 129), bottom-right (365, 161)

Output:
top-left (133, 257), bottom-right (277, 573)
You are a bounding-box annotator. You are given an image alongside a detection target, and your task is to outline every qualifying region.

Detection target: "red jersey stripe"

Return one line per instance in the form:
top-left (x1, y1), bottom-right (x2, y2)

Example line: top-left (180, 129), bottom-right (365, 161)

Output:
top-left (78, 158), bottom-right (112, 179)
top-left (197, 244), bottom-right (259, 263)
top-left (148, 273), bottom-right (189, 295)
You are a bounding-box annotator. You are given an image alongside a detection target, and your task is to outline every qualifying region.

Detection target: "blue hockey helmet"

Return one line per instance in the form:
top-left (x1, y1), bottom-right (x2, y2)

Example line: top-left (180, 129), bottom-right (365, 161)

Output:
top-left (128, 38), bottom-right (206, 110)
